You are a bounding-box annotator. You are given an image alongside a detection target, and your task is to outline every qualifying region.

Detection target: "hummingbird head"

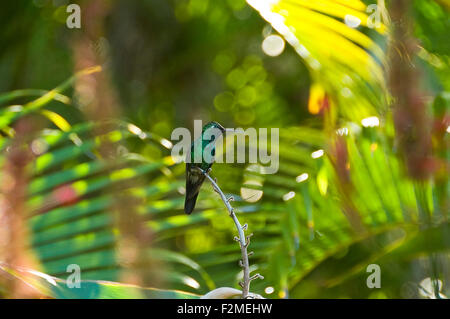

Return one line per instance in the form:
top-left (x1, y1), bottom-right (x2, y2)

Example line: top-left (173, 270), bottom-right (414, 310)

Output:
top-left (201, 122), bottom-right (234, 147)
top-left (203, 121), bottom-right (226, 134)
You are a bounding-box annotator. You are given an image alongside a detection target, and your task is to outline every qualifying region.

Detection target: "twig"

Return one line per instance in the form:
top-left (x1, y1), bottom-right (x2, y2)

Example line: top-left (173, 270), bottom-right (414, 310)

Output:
top-left (198, 168), bottom-right (263, 298)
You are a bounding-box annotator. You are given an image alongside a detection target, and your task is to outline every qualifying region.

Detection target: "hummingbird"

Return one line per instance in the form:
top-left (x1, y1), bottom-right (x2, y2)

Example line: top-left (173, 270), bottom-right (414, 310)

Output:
top-left (184, 121), bottom-right (226, 214)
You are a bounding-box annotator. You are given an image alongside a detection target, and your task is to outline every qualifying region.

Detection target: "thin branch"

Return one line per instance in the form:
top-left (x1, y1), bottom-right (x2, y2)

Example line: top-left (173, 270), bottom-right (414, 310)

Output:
top-left (198, 168), bottom-right (263, 298)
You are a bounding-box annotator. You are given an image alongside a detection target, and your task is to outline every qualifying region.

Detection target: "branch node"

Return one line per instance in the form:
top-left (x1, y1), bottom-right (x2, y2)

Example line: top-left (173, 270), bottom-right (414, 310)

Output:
top-left (250, 273), bottom-right (264, 281)
top-left (245, 233), bottom-right (253, 247)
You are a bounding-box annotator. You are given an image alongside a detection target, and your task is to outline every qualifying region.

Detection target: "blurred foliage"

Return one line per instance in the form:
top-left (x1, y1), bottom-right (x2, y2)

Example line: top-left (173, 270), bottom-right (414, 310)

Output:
top-left (0, 0), bottom-right (449, 299)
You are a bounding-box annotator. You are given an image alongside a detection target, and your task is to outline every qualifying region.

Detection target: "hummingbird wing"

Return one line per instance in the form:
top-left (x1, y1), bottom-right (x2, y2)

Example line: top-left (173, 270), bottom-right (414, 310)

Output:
top-left (184, 163), bottom-right (206, 214)
top-left (184, 131), bottom-right (218, 214)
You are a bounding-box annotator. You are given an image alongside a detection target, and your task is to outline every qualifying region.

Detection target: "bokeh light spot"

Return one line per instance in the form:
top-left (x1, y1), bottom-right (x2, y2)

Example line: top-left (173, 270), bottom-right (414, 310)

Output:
top-left (296, 173), bottom-right (308, 183)
top-left (311, 149), bottom-right (324, 159)
top-left (344, 14), bottom-right (361, 28)
top-left (237, 86), bottom-right (257, 107)
top-left (214, 91), bottom-right (235, 112)
top-left (262, 35), bottom-right (285, 57)
top-left (361, 116), bottom-right (380, 127)
top-left (265, 286), bottom-right (274, 294)
top-left (283, 191), bottom-right (295, 201)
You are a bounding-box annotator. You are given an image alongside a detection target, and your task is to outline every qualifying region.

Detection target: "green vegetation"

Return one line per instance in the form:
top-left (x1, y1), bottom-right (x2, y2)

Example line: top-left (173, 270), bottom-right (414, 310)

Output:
top-left (0, 0), bottom-right (448, 299)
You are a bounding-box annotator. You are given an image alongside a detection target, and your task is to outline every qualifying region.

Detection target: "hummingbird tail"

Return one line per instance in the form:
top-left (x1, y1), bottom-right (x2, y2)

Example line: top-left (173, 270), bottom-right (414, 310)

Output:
top-left (184, 193), bottom-right (199, 215)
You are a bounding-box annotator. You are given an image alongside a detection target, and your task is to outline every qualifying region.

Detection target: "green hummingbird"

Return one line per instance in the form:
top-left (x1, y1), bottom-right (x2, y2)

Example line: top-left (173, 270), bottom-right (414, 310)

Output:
top-left (184, 121), bottom-right (226, 214)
